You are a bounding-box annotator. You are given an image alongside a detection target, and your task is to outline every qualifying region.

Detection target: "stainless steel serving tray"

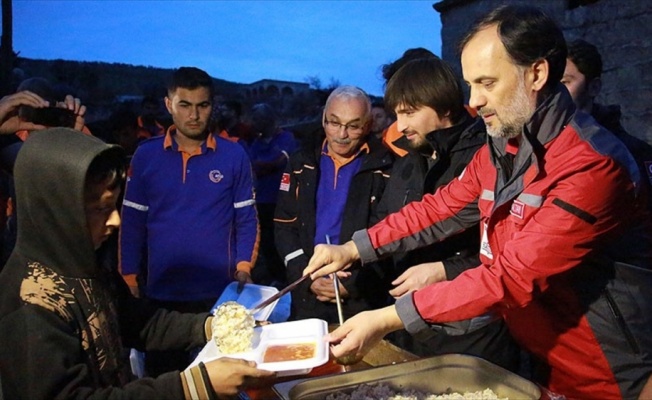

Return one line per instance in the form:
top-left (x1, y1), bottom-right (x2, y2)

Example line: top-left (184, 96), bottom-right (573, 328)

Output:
top-left (273, 353), bottom-right (541, 400)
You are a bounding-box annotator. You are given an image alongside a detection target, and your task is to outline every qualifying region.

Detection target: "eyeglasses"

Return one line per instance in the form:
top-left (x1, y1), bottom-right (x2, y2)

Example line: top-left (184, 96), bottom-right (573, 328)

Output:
top-left (323, 119), bottom-right (366, 135)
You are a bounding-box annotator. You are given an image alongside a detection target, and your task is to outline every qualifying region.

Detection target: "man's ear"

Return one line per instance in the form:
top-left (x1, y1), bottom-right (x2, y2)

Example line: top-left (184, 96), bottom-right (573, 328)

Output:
top-left (529, 59), bottom-right (549, 92)
top-left (588, 77), bottom-right (602, 98)
top-left (164, 96), bottom-right (172, 114)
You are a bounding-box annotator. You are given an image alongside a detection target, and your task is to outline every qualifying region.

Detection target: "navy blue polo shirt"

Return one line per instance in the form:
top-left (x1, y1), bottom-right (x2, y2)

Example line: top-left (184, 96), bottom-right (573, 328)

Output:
top-left (314, 140), bottom-right (369, 245)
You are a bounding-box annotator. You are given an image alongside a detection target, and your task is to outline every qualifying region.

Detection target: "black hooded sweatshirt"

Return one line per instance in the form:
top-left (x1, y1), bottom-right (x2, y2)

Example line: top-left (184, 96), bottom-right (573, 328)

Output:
top-left (0, 129), bottom-right (212, 399)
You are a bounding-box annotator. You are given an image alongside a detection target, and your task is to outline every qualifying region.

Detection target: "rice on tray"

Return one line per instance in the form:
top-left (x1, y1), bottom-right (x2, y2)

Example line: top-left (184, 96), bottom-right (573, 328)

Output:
top-left (325, 383), bottom-right (507, 400)
top-left (211, 301), bottom-right (255, 354)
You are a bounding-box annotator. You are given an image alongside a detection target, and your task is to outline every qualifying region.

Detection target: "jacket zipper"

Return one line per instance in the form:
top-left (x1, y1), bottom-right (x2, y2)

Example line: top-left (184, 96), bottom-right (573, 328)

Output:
top-left (604, 290), bottom-right (640, 354)
top-left (402, 189), bottom-right (410, 206)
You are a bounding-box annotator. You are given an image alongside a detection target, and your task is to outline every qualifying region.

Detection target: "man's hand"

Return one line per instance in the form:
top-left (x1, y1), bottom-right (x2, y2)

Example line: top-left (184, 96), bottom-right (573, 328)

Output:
top-left (310, 275), bottom-right (350, 303)
top-left (304, 240), bottom-right (360, 279)
top-left (326, 306), bottom-right (403, 362)
top-left (235, 270), bottom-right (253, 293)
top-left (203, 357), bottom-right (275, 397)
top-left (60, 94), bottom-right (87, 131)
top-left (0, 91), bottom-right (49, 135)
top-left (389, 261), bottom-right (447, 298)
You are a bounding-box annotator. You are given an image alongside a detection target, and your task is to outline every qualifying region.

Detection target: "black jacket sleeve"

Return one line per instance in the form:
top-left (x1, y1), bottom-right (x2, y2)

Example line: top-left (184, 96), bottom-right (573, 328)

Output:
top-left (113, 268), bottom-right (209, 352)
top-left (0, 304), bottom-right (190, 400)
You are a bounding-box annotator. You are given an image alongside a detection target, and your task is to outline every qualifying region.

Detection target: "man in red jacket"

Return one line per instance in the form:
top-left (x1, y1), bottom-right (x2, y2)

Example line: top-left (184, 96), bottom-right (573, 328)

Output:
top-left (304, 5), bottom-right (652, 399)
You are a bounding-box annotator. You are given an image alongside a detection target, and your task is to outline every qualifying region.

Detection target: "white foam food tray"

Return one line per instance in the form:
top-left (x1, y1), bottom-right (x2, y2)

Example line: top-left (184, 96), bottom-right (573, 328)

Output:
top-left (212, 282), bottom-right (279, 321)
top-left (191, 318), bottom-right (329, 377)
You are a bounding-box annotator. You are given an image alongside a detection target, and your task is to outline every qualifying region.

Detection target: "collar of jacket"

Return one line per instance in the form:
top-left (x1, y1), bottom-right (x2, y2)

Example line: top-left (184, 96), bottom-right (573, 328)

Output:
top-left (392, 111), bottom-right (480, 158)
top-left (488, 83), bottom-right (575, 162)
top-left (486, 83), bottom-right (576, 206)
top-left (424, 112), bottom-right (481, 158)
top-left (312, 133), bottom-right (393, 172)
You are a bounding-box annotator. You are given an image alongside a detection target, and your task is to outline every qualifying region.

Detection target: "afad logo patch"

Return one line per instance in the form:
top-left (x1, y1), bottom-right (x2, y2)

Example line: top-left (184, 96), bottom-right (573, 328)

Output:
top-left (645, 161), bottom-right (652, 185)
top-left (510, 199), bottom-right (525, 219)
top-left (209, 170), bottom-right (224, 183)
top-left (279, 173), bottom-right (291, 191)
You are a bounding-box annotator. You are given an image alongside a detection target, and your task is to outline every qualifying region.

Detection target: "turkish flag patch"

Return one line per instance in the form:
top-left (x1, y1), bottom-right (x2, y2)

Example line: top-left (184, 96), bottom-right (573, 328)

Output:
top-left (279, 173), bottom-right (291, 191)
top-left (510, 199), bottom-right (525, 219)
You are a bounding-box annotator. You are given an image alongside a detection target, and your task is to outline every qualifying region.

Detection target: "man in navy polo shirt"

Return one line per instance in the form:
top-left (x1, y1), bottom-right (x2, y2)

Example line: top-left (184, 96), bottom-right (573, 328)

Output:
top-left (119, 67), bottom-right (258, 376)
top-left (274, 85), bottom-right (394, 323)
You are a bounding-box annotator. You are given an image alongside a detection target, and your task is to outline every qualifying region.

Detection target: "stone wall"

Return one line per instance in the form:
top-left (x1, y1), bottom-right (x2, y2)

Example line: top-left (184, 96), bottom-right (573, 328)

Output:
top-left (433, 0), bottom-right (652, 144)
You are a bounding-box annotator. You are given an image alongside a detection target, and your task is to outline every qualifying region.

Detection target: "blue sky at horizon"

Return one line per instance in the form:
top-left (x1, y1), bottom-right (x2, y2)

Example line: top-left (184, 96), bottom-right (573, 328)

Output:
top-left (8, 0), bottom-right (442, 97)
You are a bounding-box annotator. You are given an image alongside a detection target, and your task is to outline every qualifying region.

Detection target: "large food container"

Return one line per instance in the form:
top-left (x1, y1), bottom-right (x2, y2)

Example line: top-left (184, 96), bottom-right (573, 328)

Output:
top-left (273, 353), bottom-right (541, 399)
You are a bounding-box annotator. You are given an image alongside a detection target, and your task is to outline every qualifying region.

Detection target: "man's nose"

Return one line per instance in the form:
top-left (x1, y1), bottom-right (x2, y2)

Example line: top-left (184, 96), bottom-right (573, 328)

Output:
top-left (468, 87), bottom-right (486, 110)
top-left (396, 115), bottom-right (408, 133)
top-left (337, 127), bottom-right (349, 138)
top-left (108, 210), bottom-right (121, 229)
top-left (190, 107), bottom-right (200, 120)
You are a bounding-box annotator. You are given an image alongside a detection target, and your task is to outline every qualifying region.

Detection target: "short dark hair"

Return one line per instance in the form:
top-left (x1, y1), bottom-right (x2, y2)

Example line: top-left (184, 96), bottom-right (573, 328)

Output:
top-left (385, 58), bottom-right (466, 123)
top-left (459, 5), bottom-right (567, 93)
top-left (251, 103), bottom-right (277, 123)
top-left (17, 77), bottom-right (56, 103)
top-left (85, 148), bottom-right (126, 198)
top-left (381, 47), bottom-right (438, 84)
top-left (167, 67), bottom-right (214, 97)
top-left (567, 39), bottom-right (602, 82)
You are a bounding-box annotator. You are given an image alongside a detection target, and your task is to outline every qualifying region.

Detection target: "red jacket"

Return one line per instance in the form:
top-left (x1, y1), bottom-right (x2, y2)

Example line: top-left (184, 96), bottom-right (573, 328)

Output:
top-left (354, 87), bottom-right (652, 399)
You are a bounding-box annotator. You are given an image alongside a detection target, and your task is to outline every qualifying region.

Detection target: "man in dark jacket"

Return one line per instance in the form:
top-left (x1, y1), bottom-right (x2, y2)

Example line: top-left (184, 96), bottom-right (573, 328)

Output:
top-left (0, 128), bottom-right (272, 399)
top-left (562, 38), bottom-right (652, 211)
top-left (274, 85), bottom-right (393, 323)
top-left (377, 57), bottom-right (520, 372)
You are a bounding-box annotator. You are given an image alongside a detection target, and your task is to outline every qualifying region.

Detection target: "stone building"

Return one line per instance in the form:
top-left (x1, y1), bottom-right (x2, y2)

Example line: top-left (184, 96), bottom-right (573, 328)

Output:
top-left (433, 0), bottom-right (652, 144)
top-left (242, 79), bottom-right (310, 100)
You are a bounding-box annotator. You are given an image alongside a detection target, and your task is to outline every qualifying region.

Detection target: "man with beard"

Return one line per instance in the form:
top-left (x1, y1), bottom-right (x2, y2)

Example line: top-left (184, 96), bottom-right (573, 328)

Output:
top-left (377, 57), bottom-right (520, 372)
top-left (120, 67), bottom-right (258, 377)
top-left (274, 85), bottom-right (393, 323)
top-left (304, 5), bottom-right (652, 399)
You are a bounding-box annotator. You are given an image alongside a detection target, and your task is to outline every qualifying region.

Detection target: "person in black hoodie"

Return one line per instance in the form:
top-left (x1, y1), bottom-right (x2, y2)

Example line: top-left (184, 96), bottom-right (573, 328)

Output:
top-left (0, 128), bottom-right (272, 399)
top-left (377, 58), bottom-right (520, 372)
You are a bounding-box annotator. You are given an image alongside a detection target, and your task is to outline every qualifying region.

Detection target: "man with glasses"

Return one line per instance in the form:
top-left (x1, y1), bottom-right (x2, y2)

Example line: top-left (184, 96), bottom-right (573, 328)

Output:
top-left (274, 85), bottom-right (394, 323)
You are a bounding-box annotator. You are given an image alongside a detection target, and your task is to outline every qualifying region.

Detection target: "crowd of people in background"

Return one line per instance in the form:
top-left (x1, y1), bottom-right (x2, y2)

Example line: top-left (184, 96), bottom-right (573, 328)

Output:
top-left (0, 4), bottom-right (651, 400)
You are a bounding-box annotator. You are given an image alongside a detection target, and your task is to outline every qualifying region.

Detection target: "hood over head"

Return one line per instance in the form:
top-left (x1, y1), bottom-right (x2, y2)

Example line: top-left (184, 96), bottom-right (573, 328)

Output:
top-left (11, 128), bottom-right (125, 278)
